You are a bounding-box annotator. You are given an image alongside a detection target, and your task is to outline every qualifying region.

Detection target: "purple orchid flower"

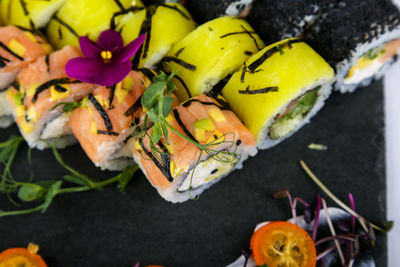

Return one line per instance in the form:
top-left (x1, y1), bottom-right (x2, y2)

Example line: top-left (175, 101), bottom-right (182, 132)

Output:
top-left (66, 29), bottom-right (145, 86)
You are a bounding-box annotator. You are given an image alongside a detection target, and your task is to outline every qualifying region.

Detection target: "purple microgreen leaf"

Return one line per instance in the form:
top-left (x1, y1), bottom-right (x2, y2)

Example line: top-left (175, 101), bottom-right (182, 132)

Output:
top-left (304, 206), bottom-right (313, 224)
top-left (349, 193), bottom-right (356, 233)
top-left (336, 220), bottom-right (350, 233)
top-left (322, 198), bottom-right (345, 265)
top-left (312, 194), bottom-right (321, 241)
top-left (133, 262), bottom-right (140, 267)
top-left (272, 189), bottom-right (289, 199)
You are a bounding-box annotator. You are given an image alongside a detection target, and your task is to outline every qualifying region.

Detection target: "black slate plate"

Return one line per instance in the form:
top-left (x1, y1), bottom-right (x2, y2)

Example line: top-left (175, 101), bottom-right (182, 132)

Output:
top-left (0, 81), bottom-right (386, 267)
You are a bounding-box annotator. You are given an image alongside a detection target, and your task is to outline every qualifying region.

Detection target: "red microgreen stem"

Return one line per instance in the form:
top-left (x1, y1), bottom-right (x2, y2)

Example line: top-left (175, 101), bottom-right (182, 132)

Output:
top-left (314, 234), bottom-right (356, 246)
top-left (322, 198), bottom-right (345, 265)
top-left (317, 241), bottom-right (345, 261)
top-left (286, 191), bottom-right (297, 225)
top-left (349, 193), bottom-right (356, 233)
top-left (312, 194), bottom-right (321, 241)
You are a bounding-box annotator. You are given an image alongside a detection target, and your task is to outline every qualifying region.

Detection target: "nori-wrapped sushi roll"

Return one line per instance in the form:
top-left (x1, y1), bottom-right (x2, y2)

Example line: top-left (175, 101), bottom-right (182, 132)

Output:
top-left (307, 0), bottom-right (400, 93)
top-left (222, 38), bottom-right (335, 149)
top-left (247, 0), bottom-right (323, 45)
top-left (186, 0), bottom-right (254, 23)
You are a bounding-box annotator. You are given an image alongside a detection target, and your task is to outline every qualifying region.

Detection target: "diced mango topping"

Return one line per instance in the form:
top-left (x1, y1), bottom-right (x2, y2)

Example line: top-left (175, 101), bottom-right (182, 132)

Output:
top-left (50, 85), bottom-right (70, 101)
top-left (206, 129), bottom-right (224, 144)
top-left (94, 94), bottom-right (105, 107)
top-left (166, 114), bottom-right (174, 122)
top-left (207, 108), bottom-right (226, 122)
top-left (8, 39), bottom-right (26, 58)
top-left (170, 161), bottom-right (188, 179)
top-left (165, 143), bottom-right (174, 154)
top-left (195, 127), bottom-right (206, 142)
top-left (90, 121), bottom-right (97, 135)
top-left (123, 75), bottom-right (135, 90)
top-left (43, 44), bottom-right (53, 54)
top-left (115, 82), bottom-right (128, 103)
top-left (80, 97), bottom-right (90, 108)
top-left (20, 120), bottom-right (34, 134)
top-left (15, 106), bottom-right (26, 117)
top-left (27, 107), bottom-right (39, 122)
top-left (135, 140), bottom-right (142, 152)
top-left (26, 83), bottom-right (38, 97)
top-left (194, 118), bottom-right (215, 131)
top-left (24, 32), bottom-right (37, 42)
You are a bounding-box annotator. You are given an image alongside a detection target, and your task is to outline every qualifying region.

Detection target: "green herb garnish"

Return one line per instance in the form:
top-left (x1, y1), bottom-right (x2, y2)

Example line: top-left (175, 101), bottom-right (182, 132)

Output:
top-left (276, 45), bottom-right (284, 55)
top-left (133, 70), bottom-right (240, 198)
top-left (0, 136), bottom-right (139, 217)
top-left (51, 101), bottom-right (81, 113)
top-left (363, 46), bottom-right (386, 60)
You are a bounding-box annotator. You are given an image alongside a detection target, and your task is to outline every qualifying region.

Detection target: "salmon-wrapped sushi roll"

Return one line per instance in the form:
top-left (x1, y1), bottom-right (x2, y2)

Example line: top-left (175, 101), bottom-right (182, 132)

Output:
top-left (133, 95), bottom-right (257, 203)
top-left (70, 71), bottom-right (150, 171)
top-left (222, 38), bottom-right (335, 149)
top-left (8, 46), bottom-right (97, 149)
top-left (0, 26), bottom-right (52, 127)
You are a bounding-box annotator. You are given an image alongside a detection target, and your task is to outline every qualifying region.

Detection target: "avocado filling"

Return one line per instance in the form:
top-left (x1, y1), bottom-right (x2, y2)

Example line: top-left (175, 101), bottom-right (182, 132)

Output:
top-left (269, 87), bottom-right (320, 140)
top-left (345, 38), bottom-right (400, 84)
top-left (178, 152), bottom-right (238, 192)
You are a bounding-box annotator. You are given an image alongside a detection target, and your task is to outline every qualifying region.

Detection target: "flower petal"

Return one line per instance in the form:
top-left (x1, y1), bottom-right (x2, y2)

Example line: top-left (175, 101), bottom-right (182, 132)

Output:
top-left (96, 61), bottom-right (132, 86)
top-left (97, 29), bottom-right (124, 51)
top-left (79, 36), bottom-right (101, 59)
top-left (65, 57), bottom-right (103, 83)
top-left (114, 34), bottom-right (146, 63)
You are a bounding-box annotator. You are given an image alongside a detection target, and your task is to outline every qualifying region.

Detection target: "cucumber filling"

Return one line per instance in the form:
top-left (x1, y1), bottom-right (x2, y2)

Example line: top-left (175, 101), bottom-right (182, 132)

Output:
top-left (178, 152), bottom-right (238, 192)
top-left (269, 87), bottom-right (320, 140)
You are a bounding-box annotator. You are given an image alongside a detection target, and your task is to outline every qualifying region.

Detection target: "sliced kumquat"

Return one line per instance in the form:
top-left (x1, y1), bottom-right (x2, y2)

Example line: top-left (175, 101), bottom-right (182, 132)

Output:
top-left (250, 221), bottom-right (316, 267)
top-left (0, 243), bottom-right (47, 267)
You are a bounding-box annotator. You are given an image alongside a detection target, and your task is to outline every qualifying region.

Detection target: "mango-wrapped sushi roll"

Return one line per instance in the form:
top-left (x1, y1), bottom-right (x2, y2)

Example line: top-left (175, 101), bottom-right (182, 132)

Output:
top-left (8, 46), bottom-right (97, 149)
top-left (222, 38), bottom-right (335, 149)
top-left (46, 0), bottom-right (143, 50)
top-left (114, 3), bottom-right (196, 69)
top-left (162, 16), bottom-right (264, 101)
top-left (133, 95), bottom-right (256, 203)
top-left (0, 25), bottom-right (52, 127)
top-left (0, 0), bottom-right (66, 29)
top-left (70, 71), bottom-right (150, 171)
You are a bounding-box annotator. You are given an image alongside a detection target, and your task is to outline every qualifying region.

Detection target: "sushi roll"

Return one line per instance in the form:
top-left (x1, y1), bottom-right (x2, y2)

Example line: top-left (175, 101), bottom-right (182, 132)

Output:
top-left (307, 0), bottom-right (400, 93)
top-left (46, 0), bottom-right (142, 49)
top-left (162, 16), bottom-right (264, 101)
top-left (132, 95), bottom-right (256, 203)
top-left (0, 25), bottom-right (52, 128)
top-left (186, 0), bottom-right (255, 23)
top-left (8, 46), bottom-right (97, 149)
top-left (69, 71), bottom-right (151, 171)
top-left (247, 0), bottom-right (322, 45)
top-left (221, 38), bottom-right (335, 149)
top-left (114, 3), bottom-right (196, 69)
top-left (0, 0), bottom-right (66, 29)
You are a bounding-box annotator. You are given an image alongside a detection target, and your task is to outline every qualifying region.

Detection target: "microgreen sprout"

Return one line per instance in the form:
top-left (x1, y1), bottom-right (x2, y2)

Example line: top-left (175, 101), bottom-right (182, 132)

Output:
top-left (0, 136), bottom-right (138, 217)
top-left (132, 70), bottom-right (241, 199)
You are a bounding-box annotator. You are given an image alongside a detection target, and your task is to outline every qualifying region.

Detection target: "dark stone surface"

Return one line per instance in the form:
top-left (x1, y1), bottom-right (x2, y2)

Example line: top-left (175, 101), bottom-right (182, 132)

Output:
top-left (0, 81), bottom-right (386, 267)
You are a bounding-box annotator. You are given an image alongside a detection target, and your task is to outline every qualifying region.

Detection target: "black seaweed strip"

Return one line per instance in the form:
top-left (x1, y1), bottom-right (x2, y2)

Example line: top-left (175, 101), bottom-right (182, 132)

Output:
top-left (11, 81), bottom-right (20, 91)
top-left (162, 56), bottom-right (196, 71)
top-left (248, 39), bottom-right (303, 72)
top-left (142, 6), bottom-right (157, 60)
top-left (45, 55), bottom-right (50, 72)
top-left (244, 50), bottom-right (253, 56)
top-left (53, 15), bottom-right (80, 38)
top-left (174, 74), bottom-right (191, 98)
top-left (19, 0), bottom-right (29, 15)
top-left (29, 19), bottom-right (35, 29)
top-left (113, 0), bottom-right (125, 11)
top-left (110, 6), bottom-right (145, 29)
top-left (58, 26), bottom-right (63, 40)
top-left (16, 25), bottom-right (37, 34)
top-left (54, 84), bottom-right (67, 92)
top-left (88, 94), bottom-right (113, 131)
top-left (132, 8), bottom-right (152, 68)
top-left (240, 25), bottom-right (261, 51)
top-left (124, 96), bottom-right (142, 117)
top-left (97, 130), bottom-right (119, 136)
top-left (240, 63), bottom-right (246, 83)
top-left (123, 134), bottom-right (134, 144)
top-left (220, 30), bottom-right (257, 39)
top-left (158, 4), bottom-right (189, 20)
top-left (32, 78), bottom-right (81, 103)
top-left (157, 140), bottom-right (172, 177)
top-left (238, 86), bottom-right (279, 95)
top-left (0, 42), bottom-right (24, 60)
top-left (172, 109), bottom-right (198, 143)
top-left (140, 139), bottom-right (174, 182)
top-left (138, 68), bottom-right (157, 81)
top-left (0, 86), bottom-right (9, 92)
top-left (174, 47), bottom-right (185, 57)
top-left (182, 99), bottom-right (223, 109)
top-left (0, 55), bottom-right (10, 68)
top-left (108, 84), bottom-right (116, 108)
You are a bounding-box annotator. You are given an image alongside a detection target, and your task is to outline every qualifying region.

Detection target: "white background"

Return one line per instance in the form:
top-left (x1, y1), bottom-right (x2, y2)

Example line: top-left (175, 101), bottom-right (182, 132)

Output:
top-left (386, 1), bottom-right (400, 265)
